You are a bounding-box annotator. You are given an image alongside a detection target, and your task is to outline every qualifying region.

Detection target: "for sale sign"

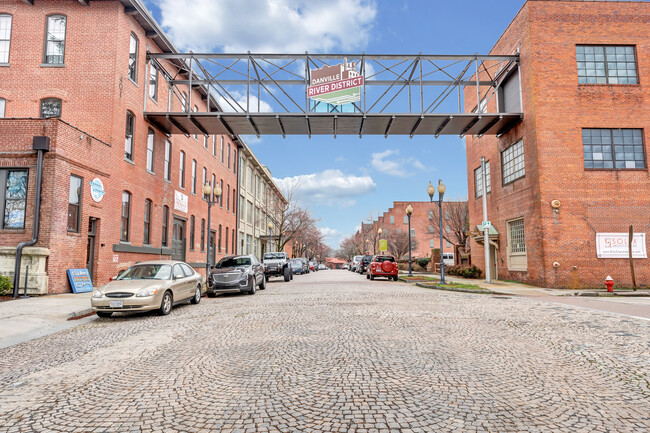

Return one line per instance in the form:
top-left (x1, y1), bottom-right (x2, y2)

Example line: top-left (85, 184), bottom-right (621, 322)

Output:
top-left (596, 233), bottom-right (647, 259)
top-left (308, 59), bottom-right (363, 105)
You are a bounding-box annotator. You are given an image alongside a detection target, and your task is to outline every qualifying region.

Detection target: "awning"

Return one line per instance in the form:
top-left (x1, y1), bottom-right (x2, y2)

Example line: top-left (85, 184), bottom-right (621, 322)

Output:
top-left (473, 225), bottom-right (499, 248)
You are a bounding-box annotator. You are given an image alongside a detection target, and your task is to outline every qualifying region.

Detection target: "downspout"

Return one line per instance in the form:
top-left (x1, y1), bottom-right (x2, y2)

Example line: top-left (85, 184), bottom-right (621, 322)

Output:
top-left (13, 137), bottom-right (50, 298)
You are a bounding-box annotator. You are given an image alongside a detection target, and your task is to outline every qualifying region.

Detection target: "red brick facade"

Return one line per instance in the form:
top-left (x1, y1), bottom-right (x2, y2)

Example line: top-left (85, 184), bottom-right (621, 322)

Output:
top-left (0, 1), bottom-right (239, 293)
top-left (465, 0), bottom-right (650, 288)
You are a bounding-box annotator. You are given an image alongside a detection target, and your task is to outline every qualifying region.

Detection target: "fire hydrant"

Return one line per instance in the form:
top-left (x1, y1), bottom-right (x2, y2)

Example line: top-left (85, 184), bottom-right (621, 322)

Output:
top-left (605, 276), bottom-right (614, 292)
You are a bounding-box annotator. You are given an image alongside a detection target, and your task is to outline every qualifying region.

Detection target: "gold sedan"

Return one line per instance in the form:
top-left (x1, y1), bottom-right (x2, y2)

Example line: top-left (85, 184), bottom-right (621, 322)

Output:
top-left (91, 260), bottom-right (203, 318)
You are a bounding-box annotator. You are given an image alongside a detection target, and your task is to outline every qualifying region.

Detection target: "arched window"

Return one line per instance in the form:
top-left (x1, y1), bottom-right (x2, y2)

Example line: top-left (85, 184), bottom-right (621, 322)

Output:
top-left (162, 205), bottom-right (169, 246)
top-left (44, 15), bottom-right (67, 64)
top-left (128, 33), bottom-right (138, 82)
top-left (124, 111), bottom-right (135, 160)
top-left (0, 14), bottom-right (13, 64)
top-left (189, 215), bottom-right (195, 251)
top-left (40, 98), bottom-right (61, 118)
top-left (121, 191), bottom-right (131, 242)
top-left (143, 199), bottom-right (152, 244)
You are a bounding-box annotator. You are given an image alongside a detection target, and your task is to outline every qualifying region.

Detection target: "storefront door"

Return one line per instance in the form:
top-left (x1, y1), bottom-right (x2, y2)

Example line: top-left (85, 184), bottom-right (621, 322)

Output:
top-left (172, 218), bottom-right (186, 261)
top-left (86, 218), bottom-right (97, 282)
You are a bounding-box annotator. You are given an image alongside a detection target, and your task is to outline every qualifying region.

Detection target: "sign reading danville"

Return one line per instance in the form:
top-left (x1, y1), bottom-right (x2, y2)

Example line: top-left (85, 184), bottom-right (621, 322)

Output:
top-left (308, 59), bottom-right (363, 105)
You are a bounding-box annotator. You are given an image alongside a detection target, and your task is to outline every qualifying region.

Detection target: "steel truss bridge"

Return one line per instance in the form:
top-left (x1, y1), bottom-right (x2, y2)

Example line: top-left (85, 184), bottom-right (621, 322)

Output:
top-left (144, 53), bottom-right (522, 138)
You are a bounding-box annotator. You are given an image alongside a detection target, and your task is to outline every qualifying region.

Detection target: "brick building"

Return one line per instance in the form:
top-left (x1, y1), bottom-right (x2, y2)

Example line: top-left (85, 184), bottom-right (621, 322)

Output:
top-left (361, 201), bottom-right (464, 261)
top-left (465, 0), bottom-right (650, 288)
top-left (0, 0), bottom-right (256, 293)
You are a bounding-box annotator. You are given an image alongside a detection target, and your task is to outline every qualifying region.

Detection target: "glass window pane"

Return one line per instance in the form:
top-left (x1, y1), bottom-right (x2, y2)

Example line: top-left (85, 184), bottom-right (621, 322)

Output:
top-left (4, 170), bottom-right (28, 228)
top-left (45, 16), bottom-right (66, 64)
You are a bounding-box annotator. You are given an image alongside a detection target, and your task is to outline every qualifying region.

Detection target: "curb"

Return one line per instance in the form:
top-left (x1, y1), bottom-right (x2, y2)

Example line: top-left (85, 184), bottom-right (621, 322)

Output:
top-left (67, 308), bottom-right (94, 319)
top-left (414, 282), bottom-right (494, 295)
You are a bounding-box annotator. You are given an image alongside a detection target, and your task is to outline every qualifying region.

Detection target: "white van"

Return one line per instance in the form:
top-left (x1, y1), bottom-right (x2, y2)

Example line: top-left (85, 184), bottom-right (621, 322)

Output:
top-left (442, 253), bottom-right (454, 266)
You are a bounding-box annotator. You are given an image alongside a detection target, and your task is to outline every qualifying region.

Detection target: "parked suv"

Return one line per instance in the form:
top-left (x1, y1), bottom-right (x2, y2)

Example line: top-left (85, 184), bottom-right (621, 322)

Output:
top-left (208, 255), bottom-right (265, 296)
top-left (262, 252), bottom-right (293, 282)
top-left (357, 255), bottom-right (374, 274)
top-left (350, 255), bottom-right (363, 272)
top-left (367, 255), bottom-right (399, 281)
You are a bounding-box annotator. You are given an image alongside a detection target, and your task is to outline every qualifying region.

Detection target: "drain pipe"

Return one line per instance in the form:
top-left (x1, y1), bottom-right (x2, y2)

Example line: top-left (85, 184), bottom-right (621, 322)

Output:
top-left (13, 137), bottom-right (50, 298)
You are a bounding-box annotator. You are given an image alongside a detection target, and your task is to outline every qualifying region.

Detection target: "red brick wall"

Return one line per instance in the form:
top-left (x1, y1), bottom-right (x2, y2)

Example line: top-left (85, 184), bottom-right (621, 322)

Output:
top-left (0, 1), bottom-right (239, 293)
top-left (465, 0), bottom-right (650, 288)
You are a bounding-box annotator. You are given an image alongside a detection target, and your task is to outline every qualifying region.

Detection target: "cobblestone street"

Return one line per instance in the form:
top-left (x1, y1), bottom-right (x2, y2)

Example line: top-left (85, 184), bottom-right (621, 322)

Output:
top-left (1, 271), bottom-right (648, 432)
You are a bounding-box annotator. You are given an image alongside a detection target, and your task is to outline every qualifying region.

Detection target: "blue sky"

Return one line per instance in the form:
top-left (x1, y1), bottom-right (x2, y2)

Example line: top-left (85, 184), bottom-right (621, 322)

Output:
top-left (143, 0), bottom-right (526, 249)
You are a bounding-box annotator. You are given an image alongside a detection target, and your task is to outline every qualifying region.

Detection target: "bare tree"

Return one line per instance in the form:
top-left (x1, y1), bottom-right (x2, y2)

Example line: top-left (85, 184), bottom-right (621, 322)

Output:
top-left (337, 234), bottom-right (364, 260)
top-left (428, 200), bottom-right (470, 258)
top-left (384, 228), bottom-right (417, 260)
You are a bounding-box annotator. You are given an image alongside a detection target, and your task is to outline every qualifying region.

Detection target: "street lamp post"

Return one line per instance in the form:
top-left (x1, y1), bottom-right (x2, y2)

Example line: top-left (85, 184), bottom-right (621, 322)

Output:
top-left (203, 182), bottom-right (222, 279)
top-left (427, 180), bottom-right (446, 284)
top-left (267, 221), bottom-right (274, 252)
top-left (406, 203), bottom-right (413, 277)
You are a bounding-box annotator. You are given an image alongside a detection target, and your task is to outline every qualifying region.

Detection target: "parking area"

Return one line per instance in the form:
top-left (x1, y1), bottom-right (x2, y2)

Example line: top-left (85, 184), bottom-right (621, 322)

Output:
top-left (0, 270), bottom-right (648, 432)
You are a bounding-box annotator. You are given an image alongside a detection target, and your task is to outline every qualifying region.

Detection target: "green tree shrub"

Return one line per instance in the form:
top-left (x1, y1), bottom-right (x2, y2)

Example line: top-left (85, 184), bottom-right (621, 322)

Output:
top-left (417, 258), bottom-right (430, 269)
top-left (0, 275), bottom-right (12, 296)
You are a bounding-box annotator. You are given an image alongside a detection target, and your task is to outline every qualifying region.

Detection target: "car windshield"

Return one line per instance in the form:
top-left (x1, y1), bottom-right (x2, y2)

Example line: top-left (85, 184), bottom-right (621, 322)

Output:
top-left (263, 253), bottom-right (284, 260)
top-left (375, 256), bottom-right (395, 262)
top-left (290, 259), bottom-right (302, 265)
top-left (216, 257), bottom-right (251, 268)
top-left (117, 264), bottom-right (171, 280)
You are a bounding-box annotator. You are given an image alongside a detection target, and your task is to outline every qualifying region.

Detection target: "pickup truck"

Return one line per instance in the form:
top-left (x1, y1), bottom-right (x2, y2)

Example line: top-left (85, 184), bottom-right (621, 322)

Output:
top-left (262, 252), bottom-right (293, 282)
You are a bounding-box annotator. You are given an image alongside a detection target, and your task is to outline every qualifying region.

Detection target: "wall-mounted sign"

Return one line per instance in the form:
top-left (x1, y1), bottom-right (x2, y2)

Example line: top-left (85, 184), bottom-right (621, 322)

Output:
top-left (67, 268), bottom-right (94, 293)
top-left (307, 59), bottom-right (363, 105)
top-left (596, 233), bottom-right (647, 259)
top-left (174, 190), bottom-right (188, 213)
top-left (89, 178), bottom-right (105, 202)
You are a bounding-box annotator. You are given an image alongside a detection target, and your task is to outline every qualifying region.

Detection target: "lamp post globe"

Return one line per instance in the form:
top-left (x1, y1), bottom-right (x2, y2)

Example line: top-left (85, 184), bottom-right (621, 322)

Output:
top-left (427, 181), bottom-right (436, 201)
top-left (437, 179), bottom-right (446, 285)
top-left (204, 182), bottom-right (221, 280)
top-left (267, 222), bottom-right (274, 252)
top-left (406, 203), bottom-right (413, 277)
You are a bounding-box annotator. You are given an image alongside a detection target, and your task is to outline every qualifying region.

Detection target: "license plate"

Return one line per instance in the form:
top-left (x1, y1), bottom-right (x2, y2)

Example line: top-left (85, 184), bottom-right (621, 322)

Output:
top-left (110, 300), bottom-right (123, 308)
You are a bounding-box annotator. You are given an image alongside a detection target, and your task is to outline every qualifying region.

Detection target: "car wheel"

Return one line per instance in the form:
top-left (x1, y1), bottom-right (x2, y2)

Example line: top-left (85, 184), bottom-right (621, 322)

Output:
top-left (393, 275), bottom-right (398, 281)
top-left (265, 275), bottom-right (270, 282)
top-left (370, 275), bottom-right (375, 281)
top-left (259, 275), bottom-right (267, 290)
top-left (159, 291), bottom-right (173, 315)
top-left (283, 267), bottom-right (291, 282)
top-left (290, 271), bottom-right (293, 280)
top-left (96, 311), bottom-right (113, 318)
top-left (248, 277), bottom-right (256, 295)
top-left (366, 273), bottom-right (370, 279)
top-left (207, 291), bottom-right (217, 298)
top-left (190, 285), bottom-right (201, 304)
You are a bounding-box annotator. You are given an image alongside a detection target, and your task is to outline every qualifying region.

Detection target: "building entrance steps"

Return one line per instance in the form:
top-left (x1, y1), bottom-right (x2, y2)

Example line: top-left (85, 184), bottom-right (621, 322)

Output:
top-left (0, 293), bottom-right (95, 349)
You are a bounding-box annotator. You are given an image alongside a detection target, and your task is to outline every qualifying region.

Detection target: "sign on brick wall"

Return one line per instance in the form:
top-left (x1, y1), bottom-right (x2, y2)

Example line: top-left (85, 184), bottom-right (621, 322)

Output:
top-left (596, 233), bottom-right (647, 259)
top-left (174, 190), bottom-right (188, 213)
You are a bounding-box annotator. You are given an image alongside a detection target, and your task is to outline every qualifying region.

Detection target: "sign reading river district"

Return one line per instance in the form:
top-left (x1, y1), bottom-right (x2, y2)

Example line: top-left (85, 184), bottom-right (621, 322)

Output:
top-left (307, 59), bottom-right (363, 105)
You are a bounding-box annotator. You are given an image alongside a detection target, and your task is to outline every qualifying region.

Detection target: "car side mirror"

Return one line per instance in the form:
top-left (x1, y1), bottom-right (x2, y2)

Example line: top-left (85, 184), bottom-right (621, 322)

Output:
top-left (174, 274), bottom-right (184, 280)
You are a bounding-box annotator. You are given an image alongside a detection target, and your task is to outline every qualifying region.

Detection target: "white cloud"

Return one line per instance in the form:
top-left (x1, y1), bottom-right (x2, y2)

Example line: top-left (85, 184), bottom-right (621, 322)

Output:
top-left (370, 149), bottom-right (427, 177)
top-left (155, 0), bottom-right (378, 53)
top-left (216, 92), bottom-right (272, 113)
top-left (273, 169), bottom-right (375, 207)
top-left (319, 227), bottom-right (345, 249)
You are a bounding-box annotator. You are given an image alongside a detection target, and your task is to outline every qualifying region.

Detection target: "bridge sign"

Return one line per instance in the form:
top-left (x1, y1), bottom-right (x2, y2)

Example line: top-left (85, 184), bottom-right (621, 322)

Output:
top-left (307, 59), bottom-right (363, 105)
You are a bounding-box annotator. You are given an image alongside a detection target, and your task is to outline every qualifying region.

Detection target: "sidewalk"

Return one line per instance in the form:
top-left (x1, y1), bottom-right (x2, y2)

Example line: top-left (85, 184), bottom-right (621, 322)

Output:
top-left (400, 271), bottom-right (650, 297)
top-left (0, 292), bottom-right (95, 349)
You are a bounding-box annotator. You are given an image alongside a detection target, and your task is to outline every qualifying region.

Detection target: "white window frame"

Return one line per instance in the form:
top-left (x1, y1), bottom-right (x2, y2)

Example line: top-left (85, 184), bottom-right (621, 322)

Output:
top-left (506, 217), bottom-right (527, 271)
top-left (146, 129), bottom-right (155, 173)
top-left (0, 14), bottom-right (12, 64)
top-left (502, 139), bottom-right (525, 185)
top-left (164, 140), bottom-right (171, 181)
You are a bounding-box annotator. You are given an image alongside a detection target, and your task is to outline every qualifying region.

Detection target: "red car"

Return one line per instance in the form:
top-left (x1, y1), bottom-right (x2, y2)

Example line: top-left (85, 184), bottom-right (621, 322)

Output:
top-left (367, 255), bottom-right (399, 281)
